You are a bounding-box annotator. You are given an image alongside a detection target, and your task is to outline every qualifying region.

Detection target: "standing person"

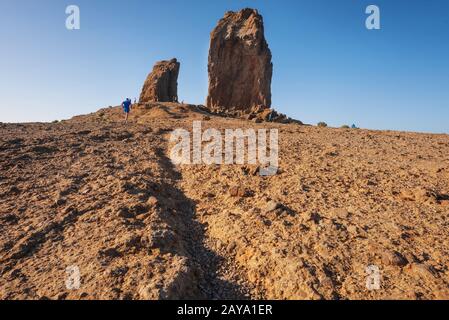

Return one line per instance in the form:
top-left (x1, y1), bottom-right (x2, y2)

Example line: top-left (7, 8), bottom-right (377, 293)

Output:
top-left (122, 98), bottom-right (132, 123)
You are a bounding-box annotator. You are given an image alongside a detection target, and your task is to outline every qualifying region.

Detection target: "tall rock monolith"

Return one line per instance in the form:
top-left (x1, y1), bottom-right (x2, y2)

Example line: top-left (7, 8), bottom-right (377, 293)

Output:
top-left (139, 58), bottom-right (180, 103)
top-left (206, 8), bottom-right (272, 112)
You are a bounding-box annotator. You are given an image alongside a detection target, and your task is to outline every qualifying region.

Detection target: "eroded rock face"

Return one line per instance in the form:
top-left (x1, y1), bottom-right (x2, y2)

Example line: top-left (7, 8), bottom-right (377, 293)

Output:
top-left (139, 59), bottom-right (180, 103)
top-left (206, 8), bottom-right (273, 112)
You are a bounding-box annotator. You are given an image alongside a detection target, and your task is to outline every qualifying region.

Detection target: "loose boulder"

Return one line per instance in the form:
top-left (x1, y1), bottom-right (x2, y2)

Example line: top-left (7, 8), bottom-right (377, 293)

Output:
top-left (139, 58), bottom-right (180, 103)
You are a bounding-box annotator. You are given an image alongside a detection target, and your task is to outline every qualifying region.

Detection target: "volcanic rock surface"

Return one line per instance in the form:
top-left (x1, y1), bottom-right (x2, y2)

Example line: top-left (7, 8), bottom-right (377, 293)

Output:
top-left (206, 8), bottom-right (273, 113)
top-left (139, 59), bottom-right (180, 103)
top-left (1, 103), bottom-right (449, 300)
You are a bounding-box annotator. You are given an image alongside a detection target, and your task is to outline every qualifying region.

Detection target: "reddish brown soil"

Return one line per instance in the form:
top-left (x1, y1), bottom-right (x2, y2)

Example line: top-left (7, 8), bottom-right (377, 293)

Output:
top-left (1, 103), bottom-right (448, 300)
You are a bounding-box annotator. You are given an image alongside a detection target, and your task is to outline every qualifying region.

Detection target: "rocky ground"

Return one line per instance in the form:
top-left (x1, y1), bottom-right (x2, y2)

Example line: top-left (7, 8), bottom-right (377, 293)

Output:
top-left (1, 103), bottom-right (448, 300)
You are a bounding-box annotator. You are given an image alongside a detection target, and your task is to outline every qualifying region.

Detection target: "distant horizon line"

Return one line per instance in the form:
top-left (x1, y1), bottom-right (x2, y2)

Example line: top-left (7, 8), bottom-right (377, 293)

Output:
top-left (1, 104), bottom-right (448, 136)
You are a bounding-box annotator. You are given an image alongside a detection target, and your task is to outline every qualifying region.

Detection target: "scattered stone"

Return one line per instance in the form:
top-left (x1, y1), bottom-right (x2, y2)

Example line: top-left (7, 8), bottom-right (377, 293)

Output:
top-left (57, 292), bottom-right (68, 300)
top-left (310, 212), bottom-right (322, 225)
top-left (324, 149), bottom-right (339, 157)
top-left (399, 187), bottom-right (438, 203)
top-left (283, 220), bottom-right (293, 228)
top-left (8, 186), bottom-right (21, 195)
top-left (99, 248), bottom-right (122, 259)
top-left (263, 219), bottom-right (272, 226)
top-left (406, 263), bottom-right (437, 280)
top-left (146, 228), bottom-right (177, 250)
top-left (63, 206), bottom-right (76, 215)
top-left (79, 292), bottom-right (89, 299)
top-left (226, 241), bottom-right (237, 253)
top-left (241, 165), bottom-right (260, 176)
top-left (331, 208), bottom-right (350, 219)
top-left (54, 197), bottom-right (67, 207)
top-left (32, 146), bottom-right (57, 154)
top-left (1, 214), bottom-right (19, 224)
top-left (130, 204), bottom-right (150, 217)
top-left (229, 186), bottom-right (252, 198)
top-left (138, 284), bottom-right (159, 300)
top-left (318, 275), bottom-right (334, 289)
top-left (202, 192), bottom-right (216, 198)
top-left (123, 235), bottom-right (143, 250)
top-left (347, 225), bottom-right (358, 235)
top-left (118, 207), bottom-right (134, 219)
top-left (147, 196), bottom-right (159, 207)
top-left (264, 201), bottom-right (281, 213)
top-left (250, 166), bottom-right (260, 176)
top-left (382, 251), bottom-right (409, 267)
top-left (110, 266), bottom-right (129, 277)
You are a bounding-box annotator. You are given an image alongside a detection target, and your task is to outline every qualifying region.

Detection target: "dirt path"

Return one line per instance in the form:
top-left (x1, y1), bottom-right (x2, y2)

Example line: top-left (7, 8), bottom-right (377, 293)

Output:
top-left (151, 145), bottom-right (252, 299)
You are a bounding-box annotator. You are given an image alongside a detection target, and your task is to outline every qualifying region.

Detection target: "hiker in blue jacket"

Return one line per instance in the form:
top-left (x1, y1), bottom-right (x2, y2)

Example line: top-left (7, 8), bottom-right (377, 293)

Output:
top-left (122, 98), bottom-right (132, 123)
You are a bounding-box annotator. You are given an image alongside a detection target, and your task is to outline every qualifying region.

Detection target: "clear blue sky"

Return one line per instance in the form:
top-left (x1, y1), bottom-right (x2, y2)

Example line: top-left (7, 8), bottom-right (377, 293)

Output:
top-left (0, 0), bottom-right (448, 133)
